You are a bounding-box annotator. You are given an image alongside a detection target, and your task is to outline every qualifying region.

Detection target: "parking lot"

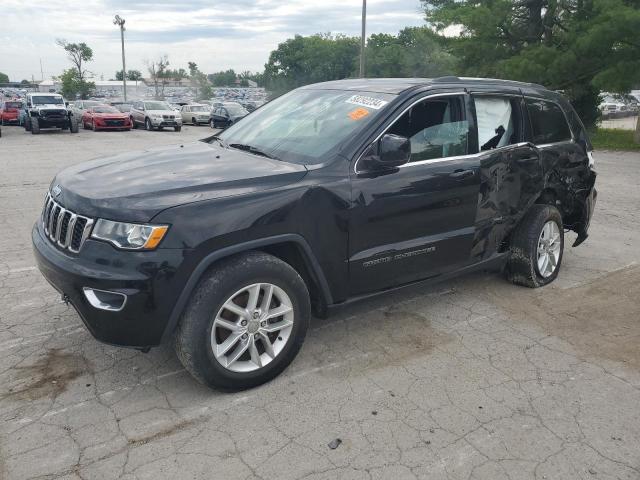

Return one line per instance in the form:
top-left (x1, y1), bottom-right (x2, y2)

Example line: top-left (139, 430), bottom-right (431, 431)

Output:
top-left (1, 124), bottom-right (639, 479)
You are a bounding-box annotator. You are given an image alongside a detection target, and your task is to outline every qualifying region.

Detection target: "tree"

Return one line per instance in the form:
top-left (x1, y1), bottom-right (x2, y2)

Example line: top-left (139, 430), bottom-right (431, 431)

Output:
top-left (263, 34), bottom-right (359, 93)
top-left (187, 62), bottom-right (212, 100)
top-left (422, 0), bottom-right (640, 127)
top-left (366, 27), bottom-right (457, 78)
top-left (115, 69), bottom-right (142, 81)
top-left (208, 69), bottom-right (237, 87)
top-left (58, 68), bottom-right (94, 99)
top-left (0, 72), bottom-right (9, 83)
top-left (146, 55), bottom-right (170, 99)
top-left (56, 39), bottom-right (95, 99)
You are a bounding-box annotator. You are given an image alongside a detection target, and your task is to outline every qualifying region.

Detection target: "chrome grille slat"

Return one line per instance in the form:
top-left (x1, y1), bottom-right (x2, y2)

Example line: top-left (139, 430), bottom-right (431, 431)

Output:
top-left (41, 193), bottom-right (94, 253)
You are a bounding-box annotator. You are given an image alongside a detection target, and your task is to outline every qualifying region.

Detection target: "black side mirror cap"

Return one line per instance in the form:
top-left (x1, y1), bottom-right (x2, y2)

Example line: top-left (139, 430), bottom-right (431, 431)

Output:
top-left (379, 133), bottom-right (411, 166)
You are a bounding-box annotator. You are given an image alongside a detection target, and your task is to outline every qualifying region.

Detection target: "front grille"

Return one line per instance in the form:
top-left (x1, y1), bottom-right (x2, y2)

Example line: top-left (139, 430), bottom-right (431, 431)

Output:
top-left (105, 119), bottom-right (125, 126)
top-left (40, 109), bottom-right (67, 118)
top-left (162, 114), bottom-right (175, 120)
top-left (41, 193), bottom-right (94, 253)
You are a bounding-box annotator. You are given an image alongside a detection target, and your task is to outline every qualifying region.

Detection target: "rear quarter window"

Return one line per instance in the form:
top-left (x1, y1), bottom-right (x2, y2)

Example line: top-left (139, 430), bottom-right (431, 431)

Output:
top-left (526, 99), bottom-right (572, 144)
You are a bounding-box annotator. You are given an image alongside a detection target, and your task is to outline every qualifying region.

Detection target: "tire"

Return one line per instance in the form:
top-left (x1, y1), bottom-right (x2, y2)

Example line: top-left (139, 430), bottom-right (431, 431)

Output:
top-left (174, 251), bottom-right (311, 391)
top-left (31, 117), bottom-right (40, 134)
top-left (131, 117), bottom-right (137, 129)
top-left (83, 121), bottom-right (89, 130)
top-left (192, 117), bottom-right (197, 125)
top-left (70, 120), bottom-right (79, 133)
top-left (91, 121), bottom-right (96, 131)
top-left (506, 204), bottom-right (564, 288)
top-left (25, 118), bottom-right (32, 132)
top-left (210, 119), bottom-right (216, 129)
top-left (145, 118), bottom-right (153, 131)
top-left (174, 126), bottom-right (181, 132)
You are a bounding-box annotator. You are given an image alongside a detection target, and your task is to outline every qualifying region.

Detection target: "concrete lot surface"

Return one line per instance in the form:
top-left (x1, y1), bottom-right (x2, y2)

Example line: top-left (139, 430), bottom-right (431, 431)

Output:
top-left (1, 125), bottom-right (639, 480)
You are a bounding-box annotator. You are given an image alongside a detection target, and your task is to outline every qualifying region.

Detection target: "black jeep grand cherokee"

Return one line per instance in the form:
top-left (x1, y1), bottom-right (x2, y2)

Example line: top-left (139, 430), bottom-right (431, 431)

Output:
top-left (33, 77), bottom-right (597, 390)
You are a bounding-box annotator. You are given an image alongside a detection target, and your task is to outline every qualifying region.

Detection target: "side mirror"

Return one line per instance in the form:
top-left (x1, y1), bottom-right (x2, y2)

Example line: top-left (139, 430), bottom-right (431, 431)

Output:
top-left (358, 134), bottom-right (411, 173)
top-left (379, 133), bottom-right (411, 166)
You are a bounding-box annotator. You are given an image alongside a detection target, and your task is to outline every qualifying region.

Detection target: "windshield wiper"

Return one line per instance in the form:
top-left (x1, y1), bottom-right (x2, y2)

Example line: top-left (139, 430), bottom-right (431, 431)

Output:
top-left (229, 143), bottom-right (278, 160)
top-left (210, 135), bottom-right (228, 148)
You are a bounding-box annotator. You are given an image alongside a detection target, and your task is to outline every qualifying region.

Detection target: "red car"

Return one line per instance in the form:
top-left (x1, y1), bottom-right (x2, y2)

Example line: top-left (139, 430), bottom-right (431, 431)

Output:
top-left (1, 100), bottom-right (23, 125)
top-left (82, 105), bottom-right (132, 131)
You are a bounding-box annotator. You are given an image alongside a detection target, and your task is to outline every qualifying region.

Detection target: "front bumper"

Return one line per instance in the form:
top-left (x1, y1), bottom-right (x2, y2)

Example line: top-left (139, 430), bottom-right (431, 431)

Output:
top-left (32, 222), bottom-right (188, 348)
top-left (150, 118), bottom-right (181, 127)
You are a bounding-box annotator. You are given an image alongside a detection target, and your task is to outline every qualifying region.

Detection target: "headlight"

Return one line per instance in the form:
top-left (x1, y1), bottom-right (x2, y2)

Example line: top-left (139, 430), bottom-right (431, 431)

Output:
top-left (91, 219), bottom-right (168, 250)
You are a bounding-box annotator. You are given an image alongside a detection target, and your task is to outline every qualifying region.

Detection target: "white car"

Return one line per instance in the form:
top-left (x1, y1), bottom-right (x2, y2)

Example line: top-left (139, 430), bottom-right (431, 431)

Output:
top-left (70, 100), bottom-right (104, 124)
top-left (180, 104), bottom-right (211, 125)
top-left (129, 100), bottom-right (182, 131)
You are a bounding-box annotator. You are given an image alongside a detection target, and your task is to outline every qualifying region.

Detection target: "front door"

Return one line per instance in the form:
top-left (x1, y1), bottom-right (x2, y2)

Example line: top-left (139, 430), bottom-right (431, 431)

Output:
top-left (348, 93), bottom-right (481, 296)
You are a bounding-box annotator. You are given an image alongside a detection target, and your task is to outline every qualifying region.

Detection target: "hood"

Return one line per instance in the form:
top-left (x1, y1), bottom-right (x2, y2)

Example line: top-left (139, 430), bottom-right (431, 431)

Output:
top-left (93, 112), bottom-right (128, 118)
top-left (52, 141), bottom-right (308, 222)
top-left (35, 103), bottom-right (67, 110)
top-left (146, 109), bottom-right (177, 116)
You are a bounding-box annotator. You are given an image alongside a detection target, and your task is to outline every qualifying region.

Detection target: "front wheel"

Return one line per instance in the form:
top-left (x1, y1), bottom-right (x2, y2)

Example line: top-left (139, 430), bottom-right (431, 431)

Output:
top-left (131, 117), bottom-right (137, 129)
top-left (506, 204), bottom-right (564, 288)
top-left (70, 119), bottom-right (79, 133)
top-left (174, 251), bottom-right (310, 391)
top-left (145, 118), bottom-right (153, 131)
top-left (174, 126), bottom-right (182, 132)
top-left (31, 117), bottom-right (40, 134)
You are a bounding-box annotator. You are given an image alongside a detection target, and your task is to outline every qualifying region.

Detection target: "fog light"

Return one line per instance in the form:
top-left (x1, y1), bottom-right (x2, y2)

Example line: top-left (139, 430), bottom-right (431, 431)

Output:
top-left (83, 287), bottom-right (127, 312)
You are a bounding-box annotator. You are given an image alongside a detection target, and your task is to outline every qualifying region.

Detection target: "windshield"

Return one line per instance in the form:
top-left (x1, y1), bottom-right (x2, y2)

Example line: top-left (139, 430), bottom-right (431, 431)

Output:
top-left (5, 102), bottom-right (22, 109)
top-left (93, 106), bottom-right (119, 113)
top-left (144, 101), bottom-right (171, 110)
top-left (217, 89), bottom-right (395, 164)
top-left (190, 105), bottom-right (209, 112)
top-left (225, 104), bottom-right (248, 115)
top-left (32, 96), bottom-right (64, 105)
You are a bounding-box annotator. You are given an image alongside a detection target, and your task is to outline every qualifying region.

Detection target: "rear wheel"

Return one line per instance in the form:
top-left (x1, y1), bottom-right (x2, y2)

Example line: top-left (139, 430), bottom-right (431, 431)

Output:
top-left (25, 118), bottom-right (32, 131)
top-left (174, 251), bottom-right (310, 391)
top-left (192, 117), bottom-right (197, 125)
top-left (506, 204), bottom-right (564, 288)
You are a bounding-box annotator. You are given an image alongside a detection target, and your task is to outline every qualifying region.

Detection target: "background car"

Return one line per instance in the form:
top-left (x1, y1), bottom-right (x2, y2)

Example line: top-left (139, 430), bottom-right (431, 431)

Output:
top-left (0, 99), bottom-right (23, 125)
top-left (180, 104), bottom-right (211, 125)
top-left (81, 105), bottom-right (132, 131)
top-left (129, 100), bottom-right (182, 131)
top-left (210, 102), bottom-right (249, 128)
top-left (110, 102), bottom-right (133, 114)
top-left (71, 100), bottom-right (103, 124)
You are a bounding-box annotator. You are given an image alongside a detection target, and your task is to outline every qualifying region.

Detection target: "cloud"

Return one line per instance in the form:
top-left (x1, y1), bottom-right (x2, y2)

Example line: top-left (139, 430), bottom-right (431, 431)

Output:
top-left (0, 0), bottom-right (425, 81)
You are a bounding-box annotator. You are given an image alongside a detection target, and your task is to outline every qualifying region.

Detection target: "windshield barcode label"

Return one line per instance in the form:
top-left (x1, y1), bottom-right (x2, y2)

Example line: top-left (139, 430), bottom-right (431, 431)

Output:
top-left (345, 95), bottom-right (388, 110)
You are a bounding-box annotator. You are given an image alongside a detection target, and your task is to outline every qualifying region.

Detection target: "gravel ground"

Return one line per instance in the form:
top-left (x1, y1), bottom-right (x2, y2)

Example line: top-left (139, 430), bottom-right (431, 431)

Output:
top-left (1, 124), bottom-right (639, 480)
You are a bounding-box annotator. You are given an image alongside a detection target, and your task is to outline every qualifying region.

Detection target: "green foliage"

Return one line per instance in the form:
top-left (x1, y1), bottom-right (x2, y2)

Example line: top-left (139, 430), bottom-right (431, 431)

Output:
top-left (263, 34), bottom-right (359, 93)
top-left (590, 128), bottom-right (640, 151)
top-left (208, 69), bottom-right (237, 87)
top-left (59, 68), bottom-right (95, 99)
top-left (367, 27), bottom-right (458, 78)
top-left (0, 72), bottom-right (9, 83)
top-left (423, 0), bottom-right (640, 127)
top-left (115, 70), bottom-right (142, 81)
top-left (56, 39), bottom-right (93, 82)
top-left (187, 62), bottom-right (213, 101)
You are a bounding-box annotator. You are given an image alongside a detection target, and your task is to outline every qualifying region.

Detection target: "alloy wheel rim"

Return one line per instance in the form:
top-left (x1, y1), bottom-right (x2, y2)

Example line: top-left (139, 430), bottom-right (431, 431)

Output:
top-left (211, 283), bottom-right (294, 373)
top-left (537, 220), bottom-right (561, 278)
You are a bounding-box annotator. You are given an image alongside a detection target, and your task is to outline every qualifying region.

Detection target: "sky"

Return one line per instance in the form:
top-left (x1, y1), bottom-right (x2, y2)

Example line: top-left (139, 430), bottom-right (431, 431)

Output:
top-left (0, 0), bottom-right (426, 82)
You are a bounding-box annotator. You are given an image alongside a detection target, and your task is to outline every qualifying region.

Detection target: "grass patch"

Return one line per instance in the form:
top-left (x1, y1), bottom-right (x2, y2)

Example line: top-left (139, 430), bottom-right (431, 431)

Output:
top-left (591, 128), bottom-right (640, 151)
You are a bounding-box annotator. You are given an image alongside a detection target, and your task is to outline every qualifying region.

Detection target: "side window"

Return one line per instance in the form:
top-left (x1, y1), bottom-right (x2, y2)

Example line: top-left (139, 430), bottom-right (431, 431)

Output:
top-left (474, 96), bottom-right (521, 151)
top-left (387, 96), bottom-right (468, 162)
top-left (526, 99), bottom-right (572, 144)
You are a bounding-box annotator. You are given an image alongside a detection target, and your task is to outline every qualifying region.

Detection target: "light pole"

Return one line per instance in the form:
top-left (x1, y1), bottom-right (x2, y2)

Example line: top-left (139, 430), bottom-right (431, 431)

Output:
top-left (359, 0), bottom-right (366, 78)
top-left (113, 15), bottom-right (127, 101)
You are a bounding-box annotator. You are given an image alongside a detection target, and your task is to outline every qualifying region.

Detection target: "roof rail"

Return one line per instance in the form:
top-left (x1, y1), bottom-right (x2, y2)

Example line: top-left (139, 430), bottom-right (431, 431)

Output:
top-left (432, 76), bottom-right (460, 83)
top-left (432, 76), bottom-right (546, 89)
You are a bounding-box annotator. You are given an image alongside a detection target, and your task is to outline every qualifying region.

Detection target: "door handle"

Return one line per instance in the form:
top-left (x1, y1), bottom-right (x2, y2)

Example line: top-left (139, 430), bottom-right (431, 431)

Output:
top-left (450, 169), bottom-right (474, 179)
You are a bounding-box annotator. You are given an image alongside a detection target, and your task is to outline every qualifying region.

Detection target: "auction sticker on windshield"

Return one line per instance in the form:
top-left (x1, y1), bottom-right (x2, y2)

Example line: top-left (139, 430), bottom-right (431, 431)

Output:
top-left (348, 107), bottom-right (370, 121)
top-left (345, 95), bottom-right (388, 110)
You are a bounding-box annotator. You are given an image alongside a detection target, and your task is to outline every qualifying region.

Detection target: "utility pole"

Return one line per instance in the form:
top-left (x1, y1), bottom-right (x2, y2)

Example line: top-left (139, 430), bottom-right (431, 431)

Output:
top-left (39, 58), bottom-right (44, 81)
top-left (113, 15), bottom-right (127, 101)
top-left (359, 0), bottom-right (366, 78)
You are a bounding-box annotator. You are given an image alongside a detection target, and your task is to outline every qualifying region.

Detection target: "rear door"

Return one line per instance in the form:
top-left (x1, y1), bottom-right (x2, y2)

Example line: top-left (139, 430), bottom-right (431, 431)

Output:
top-left (469, 92), bottom-right (543, 261)
top-left (348, 92), bottom-right (482, 295)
